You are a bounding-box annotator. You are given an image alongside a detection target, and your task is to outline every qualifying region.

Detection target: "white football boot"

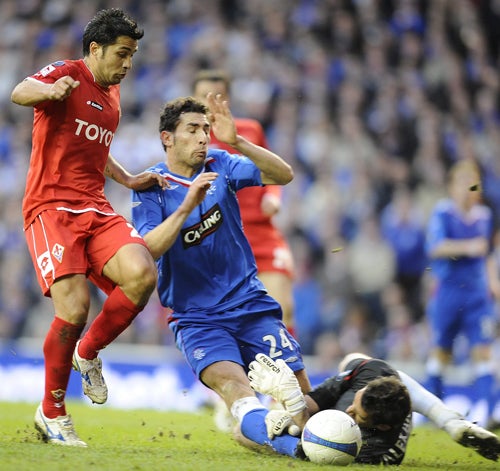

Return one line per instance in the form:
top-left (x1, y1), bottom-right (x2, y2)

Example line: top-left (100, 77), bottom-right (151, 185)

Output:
top-left (444, 418), bottom-right (500, 461)
top-left (72, 340), bottom-right (108, 404)
top-left (34, 404), bottom-right (87, 447)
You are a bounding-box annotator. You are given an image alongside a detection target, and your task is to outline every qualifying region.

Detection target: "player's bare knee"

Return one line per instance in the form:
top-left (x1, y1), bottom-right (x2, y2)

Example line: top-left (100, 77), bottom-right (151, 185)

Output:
top-left (139, 263), bottom-right (157, 293)
top-left (57, 299), bottom-right (90, 324)
top-left (121, 261), bottom-right (157, 301)
top-left (50, 275), bottom-right (90, 321)
top-left (138, 267), bottom-right (157, 297)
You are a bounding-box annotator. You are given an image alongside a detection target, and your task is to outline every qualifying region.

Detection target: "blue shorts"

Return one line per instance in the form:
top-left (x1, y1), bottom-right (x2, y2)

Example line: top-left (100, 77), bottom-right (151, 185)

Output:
top-left (427, 283), bottom-right (495, 349)
top-left (169, 297), bottom-right (305, 379)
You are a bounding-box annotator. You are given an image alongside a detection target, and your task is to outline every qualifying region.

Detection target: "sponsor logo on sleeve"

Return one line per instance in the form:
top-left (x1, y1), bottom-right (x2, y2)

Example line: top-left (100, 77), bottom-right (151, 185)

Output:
top-left (37, 251), bottom-right (54, 277)
top-left (38, 61), bottom-right (66, 77)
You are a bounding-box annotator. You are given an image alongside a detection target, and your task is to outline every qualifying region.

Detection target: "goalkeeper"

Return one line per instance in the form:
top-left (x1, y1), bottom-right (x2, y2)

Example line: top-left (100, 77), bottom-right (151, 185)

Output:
top-left (248, 352), bottom-right (500, 464)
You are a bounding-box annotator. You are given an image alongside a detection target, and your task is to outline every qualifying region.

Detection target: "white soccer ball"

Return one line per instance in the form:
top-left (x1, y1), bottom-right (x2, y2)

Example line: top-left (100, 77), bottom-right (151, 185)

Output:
top-left (301, 409), bottom-right (362, 465)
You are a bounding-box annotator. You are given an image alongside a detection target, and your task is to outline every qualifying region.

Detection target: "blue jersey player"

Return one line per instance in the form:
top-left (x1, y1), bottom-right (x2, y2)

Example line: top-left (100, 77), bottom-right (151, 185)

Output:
top-left (425, 159), bottom-right (497, 427)
top-left (131, 94), bottom-right (311, 456)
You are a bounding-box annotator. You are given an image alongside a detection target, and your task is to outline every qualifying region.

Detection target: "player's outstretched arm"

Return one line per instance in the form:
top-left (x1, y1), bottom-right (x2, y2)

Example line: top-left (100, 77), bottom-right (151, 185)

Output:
top-left (206, 93), bottom-right (293, 186)
top-left (104, 154), bottom-right (168, 190)
top-left (11, 76), bottom-right (80, 106)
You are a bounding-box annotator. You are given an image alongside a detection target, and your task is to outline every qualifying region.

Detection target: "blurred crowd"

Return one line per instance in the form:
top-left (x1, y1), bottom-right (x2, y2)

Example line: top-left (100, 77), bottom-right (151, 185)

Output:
top-left (1, 0), bottom-right (500, 372)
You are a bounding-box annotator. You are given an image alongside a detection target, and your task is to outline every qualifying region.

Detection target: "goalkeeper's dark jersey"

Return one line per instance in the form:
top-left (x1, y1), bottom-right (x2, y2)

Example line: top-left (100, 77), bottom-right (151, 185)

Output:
top-left (307, 358), bottom-right (412, 465)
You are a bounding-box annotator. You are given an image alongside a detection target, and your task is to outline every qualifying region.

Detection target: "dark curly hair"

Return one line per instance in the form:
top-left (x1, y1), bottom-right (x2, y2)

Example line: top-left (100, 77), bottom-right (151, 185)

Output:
top-left (158, 96), bottom-right (208, 150)
top-left (158, 97), bottom-right (208, 151)
top-left (82, 8), bottom-right (144, 56)
top-left (362, 376), bottom-right (411, 429)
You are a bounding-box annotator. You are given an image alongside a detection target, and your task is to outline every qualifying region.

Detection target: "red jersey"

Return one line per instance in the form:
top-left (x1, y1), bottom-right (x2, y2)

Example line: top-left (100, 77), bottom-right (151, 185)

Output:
top-left (210, 118), bottom-right (292, 275)
top-left (22, 59), bottom-right (120, 228)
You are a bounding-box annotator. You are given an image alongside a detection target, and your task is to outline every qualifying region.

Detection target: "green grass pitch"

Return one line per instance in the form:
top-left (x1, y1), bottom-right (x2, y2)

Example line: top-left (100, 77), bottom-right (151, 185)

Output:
top-left (0, 401), bottom-right (498, 470)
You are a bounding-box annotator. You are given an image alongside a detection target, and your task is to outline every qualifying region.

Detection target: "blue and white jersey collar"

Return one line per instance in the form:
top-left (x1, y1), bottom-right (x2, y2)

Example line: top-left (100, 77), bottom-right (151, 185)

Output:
top-left (152, 156), bottom-right (216, 188)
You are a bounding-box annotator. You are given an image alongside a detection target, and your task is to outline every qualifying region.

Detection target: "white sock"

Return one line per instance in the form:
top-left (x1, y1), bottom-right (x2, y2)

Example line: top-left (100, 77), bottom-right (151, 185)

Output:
top-left (398, 370), bottom-right (462, 427)
top-left (230, 396), bottom-right (266, 423)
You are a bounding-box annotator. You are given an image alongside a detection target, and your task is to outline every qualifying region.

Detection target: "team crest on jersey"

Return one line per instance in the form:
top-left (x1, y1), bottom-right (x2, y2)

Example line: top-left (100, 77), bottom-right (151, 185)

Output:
top-left (181, 203), bottom-right (223, 248)
top-left (52, 243), bottom-right (65, 263)
top-left (193, 348), bottom-right (206, 360)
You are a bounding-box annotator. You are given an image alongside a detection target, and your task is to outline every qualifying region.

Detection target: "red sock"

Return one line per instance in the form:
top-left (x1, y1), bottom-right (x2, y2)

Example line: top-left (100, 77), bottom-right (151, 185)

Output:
top-left (78, 287), bottom-right (143, 359)
top-left (42, 317), bottom-right (84, 418)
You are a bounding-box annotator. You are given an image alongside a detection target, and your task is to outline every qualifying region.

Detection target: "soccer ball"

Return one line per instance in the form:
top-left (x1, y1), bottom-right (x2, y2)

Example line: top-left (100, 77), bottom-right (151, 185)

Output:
top-left (301, 409), bottom-right (362, 465)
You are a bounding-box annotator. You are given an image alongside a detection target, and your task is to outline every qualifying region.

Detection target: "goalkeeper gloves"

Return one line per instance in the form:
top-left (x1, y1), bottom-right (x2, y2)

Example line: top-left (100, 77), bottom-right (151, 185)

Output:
top-left (248, 353), bottom-right (306, 416)
top-left (265, 410), bottom-right (301, 440)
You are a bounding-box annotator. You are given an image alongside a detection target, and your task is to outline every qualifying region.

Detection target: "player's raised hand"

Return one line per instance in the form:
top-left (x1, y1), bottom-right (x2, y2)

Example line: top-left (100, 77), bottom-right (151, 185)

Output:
top-left (206, 92), bottom-right (238, 147)
top-left (181, 172), bottom-right (219, 212)
top-left (248, 353), bottom-right (306, 416)
top-left (49, 76), bottom-right (80, 101)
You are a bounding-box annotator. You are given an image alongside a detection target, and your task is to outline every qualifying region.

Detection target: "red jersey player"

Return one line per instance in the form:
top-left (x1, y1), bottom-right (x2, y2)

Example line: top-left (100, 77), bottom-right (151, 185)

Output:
top-left (193, 70), bottom-right (296, 336)
top-left (11, 9), bottom-right (165, 446)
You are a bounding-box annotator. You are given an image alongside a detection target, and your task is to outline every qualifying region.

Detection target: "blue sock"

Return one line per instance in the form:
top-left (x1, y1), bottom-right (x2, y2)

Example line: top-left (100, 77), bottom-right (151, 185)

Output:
top-left (474, 374), bottom-right (495, 417)
top-left (426, 375), bottom-right (443, 399)
top-left (240, 409), bottom-right (300, 457)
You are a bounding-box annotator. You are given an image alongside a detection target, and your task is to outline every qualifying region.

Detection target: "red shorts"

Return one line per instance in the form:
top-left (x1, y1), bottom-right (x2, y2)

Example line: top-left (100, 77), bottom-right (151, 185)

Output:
top-left (252, 243), bottom-right (294, 278)
top-left (25, 209), bottom-right (148, 296)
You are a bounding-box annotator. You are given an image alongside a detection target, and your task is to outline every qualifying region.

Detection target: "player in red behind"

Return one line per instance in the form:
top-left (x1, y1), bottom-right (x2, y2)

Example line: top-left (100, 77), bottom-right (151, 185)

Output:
top-left (192, 70), bottom-right (296, 337)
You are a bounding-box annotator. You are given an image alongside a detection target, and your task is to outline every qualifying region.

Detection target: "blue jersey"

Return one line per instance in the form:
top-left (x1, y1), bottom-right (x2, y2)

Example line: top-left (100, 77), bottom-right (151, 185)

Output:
top-left (425, 198), bottom-right (495, 348)
top-left (426, 198), bottom-right (492, 288)
top-left (131, 149), bottom-right (268, 316)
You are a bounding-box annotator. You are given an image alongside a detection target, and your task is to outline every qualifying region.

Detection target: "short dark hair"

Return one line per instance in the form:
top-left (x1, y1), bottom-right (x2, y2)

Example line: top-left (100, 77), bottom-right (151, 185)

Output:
top-left (362, 377), bottom-right (411, 429)
top-left (192, 69), bottom-right (231, 95)
top-left (158, 97), bottom-right (208, 149)
top-left (82, 8), bottom-right (144, 56)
